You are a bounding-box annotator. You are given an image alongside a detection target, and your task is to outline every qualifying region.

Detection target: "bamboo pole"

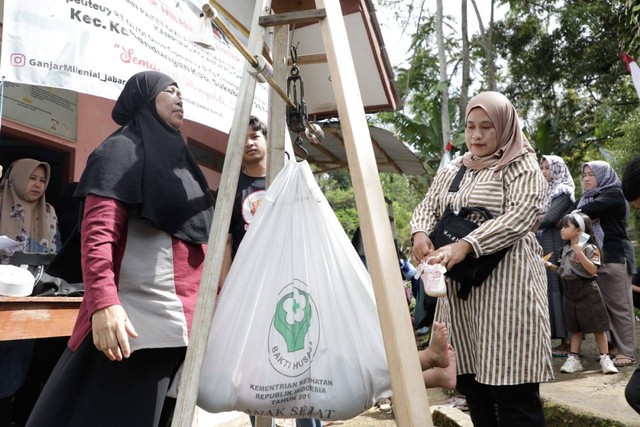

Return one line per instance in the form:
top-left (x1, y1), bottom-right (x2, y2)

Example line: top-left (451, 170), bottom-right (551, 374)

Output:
top-left (314, 0), bottom-right (432, 425)
top-left (171, 1), bottom-right (270, 425)
top-left (255, 14), bottom-right (291, 427)
top-left (174, 1), bottom-right (429, 426)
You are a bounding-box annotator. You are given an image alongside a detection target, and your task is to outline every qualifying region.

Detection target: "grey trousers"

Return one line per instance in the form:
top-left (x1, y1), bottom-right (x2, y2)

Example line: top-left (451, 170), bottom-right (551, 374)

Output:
top-left (596, 261), bottom-right (637, 358)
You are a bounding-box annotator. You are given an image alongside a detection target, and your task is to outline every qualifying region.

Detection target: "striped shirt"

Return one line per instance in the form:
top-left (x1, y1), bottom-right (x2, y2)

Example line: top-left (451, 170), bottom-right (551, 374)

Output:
top-left (411, 153), bottom-right (554, 385)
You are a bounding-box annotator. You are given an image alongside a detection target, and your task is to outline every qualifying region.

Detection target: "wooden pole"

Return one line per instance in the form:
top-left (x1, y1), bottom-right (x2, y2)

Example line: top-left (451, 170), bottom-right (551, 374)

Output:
top-left (175, 1), bottom-right (428, 425)
top-left (314, 0), bottom-right (433, 425)
top-left (267, 23), bottom-right (290, 182)
top-left (171, 1), bottom-right (270, 425)
top-left (255, 16), bottom-right (290, 427)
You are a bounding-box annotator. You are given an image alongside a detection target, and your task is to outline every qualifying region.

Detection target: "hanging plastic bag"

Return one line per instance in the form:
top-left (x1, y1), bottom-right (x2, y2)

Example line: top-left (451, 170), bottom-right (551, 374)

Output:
top-left (198, 161), bottom-right (392, 421)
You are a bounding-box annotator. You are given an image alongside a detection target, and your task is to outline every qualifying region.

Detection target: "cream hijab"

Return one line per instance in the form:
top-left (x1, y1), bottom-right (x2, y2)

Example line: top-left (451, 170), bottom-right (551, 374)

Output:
top-left (462, 91), bottom-right (534, 173)
top-left (0, 158), bottom-right (58, 253)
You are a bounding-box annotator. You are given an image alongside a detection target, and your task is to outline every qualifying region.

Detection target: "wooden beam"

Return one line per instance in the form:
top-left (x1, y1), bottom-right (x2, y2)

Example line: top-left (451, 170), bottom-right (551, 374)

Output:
top-left (267, 24), bottom-right (291, 183)
top-left (259, 9), bottom-right (326, 27)
top-left (171, 1), bottom-right (269, 426)
top-left (370, 136), bottom-right (402, 174)
top-left (255, 21), bottom-right (292, 427)
top-left (271, 0), bottom-right (317, 13)
top-left (290, 53), bottom-right (328, 65)
top-left (315, 0), bottom-right (433, 425)
top-left (0, 297), bottom-right (82, 341)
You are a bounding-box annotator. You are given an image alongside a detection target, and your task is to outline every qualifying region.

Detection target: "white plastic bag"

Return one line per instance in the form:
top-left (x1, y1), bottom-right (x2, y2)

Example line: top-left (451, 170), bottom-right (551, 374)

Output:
top-left (198, 161), bottom-right (392, 421)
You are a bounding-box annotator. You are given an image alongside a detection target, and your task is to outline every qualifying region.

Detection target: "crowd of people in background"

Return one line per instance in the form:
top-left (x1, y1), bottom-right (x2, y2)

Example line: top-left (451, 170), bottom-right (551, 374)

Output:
top-left (533, 156), bottom-right (639, 371)
top-left (3, 75), bottom-right (640, 426)
top-left (534, 156), bottom-right (639, 371)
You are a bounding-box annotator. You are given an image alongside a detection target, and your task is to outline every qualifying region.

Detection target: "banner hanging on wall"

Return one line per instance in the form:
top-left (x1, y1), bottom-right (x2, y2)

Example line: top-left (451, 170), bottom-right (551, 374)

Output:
top-left (0, 0), bottom-right (268, 131)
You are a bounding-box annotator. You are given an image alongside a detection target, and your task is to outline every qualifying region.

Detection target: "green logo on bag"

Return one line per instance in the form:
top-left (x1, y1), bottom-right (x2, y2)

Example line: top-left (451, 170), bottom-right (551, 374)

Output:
top-left (274, 288), bottom-right (312, 352)
top-left (268, 279), bottom-right (320, 377)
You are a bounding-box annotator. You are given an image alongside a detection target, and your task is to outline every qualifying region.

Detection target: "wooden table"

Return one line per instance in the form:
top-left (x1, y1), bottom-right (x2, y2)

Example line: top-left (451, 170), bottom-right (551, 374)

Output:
top-left (0, 296), bottom-right (82, 341)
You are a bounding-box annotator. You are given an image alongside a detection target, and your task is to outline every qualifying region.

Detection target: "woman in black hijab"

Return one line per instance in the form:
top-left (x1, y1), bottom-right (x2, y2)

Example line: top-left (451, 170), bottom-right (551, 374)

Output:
top-left (27, 71), bottom-right (214, 427)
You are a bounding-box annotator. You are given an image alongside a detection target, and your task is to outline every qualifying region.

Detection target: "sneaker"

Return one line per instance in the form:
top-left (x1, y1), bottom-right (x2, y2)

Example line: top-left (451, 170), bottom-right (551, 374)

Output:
top-left (560, 355), bottom-right (583, 373)
top-left (599, 354), bottom-right (619, 374)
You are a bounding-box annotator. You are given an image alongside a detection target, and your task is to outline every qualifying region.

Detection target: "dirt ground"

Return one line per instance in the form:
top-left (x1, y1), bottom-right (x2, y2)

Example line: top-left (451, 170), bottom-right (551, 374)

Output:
top-left (338, 329), bottom-right (640, 427)
top-left (311, 329), bottom-right (640, 426)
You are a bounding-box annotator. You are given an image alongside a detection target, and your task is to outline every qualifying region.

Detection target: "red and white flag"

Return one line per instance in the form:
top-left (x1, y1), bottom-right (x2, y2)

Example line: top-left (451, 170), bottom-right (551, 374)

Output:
top-left (437, 141), bottom-right (454, 172)
top-left (621, 52), bottom-right (640, 100)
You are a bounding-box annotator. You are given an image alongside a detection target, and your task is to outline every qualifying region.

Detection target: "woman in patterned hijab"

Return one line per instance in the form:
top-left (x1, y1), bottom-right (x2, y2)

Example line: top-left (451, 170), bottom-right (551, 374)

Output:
top-left (537, 154), bottom-right (575, 355)
top-left (539, 155), bottom-right (574, 215)
top-left (0, 158), bottom-right (61, 424)
top-left (0, 158), bottom-right (60, 258)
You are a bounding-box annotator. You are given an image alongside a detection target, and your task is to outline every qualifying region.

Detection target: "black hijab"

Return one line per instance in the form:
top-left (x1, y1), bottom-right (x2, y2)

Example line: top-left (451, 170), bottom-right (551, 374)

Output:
top-left (75, 71), bottom-right (214, 244)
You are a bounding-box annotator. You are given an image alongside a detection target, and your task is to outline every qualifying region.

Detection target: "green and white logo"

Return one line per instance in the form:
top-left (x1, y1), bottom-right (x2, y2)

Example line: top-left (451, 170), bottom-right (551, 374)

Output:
top-left (268, 280), bottom-right (320, 377)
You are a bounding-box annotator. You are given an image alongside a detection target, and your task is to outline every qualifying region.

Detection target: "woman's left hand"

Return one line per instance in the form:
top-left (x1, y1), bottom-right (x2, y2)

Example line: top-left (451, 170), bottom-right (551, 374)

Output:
top-left (92, 305), bottom-right (139, 361)
top-left (427, 240), bottom-right (473, 271)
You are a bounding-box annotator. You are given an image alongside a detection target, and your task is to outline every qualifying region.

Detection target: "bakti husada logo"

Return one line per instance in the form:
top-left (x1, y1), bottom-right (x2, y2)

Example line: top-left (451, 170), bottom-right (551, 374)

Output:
top-left (268, 279), bottom-right (320, 377)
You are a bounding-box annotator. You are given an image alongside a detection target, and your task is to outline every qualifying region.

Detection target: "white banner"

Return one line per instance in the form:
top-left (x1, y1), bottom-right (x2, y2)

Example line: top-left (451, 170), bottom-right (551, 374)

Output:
top-left (0, 0), bottom-right (268, 131)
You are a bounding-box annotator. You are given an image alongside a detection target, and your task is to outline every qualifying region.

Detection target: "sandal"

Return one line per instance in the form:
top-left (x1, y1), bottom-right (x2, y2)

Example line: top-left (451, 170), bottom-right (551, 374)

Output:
top-left (552, 343), bottom-right (572, 358)
top-left (612, 354), bottom-right (636, 367)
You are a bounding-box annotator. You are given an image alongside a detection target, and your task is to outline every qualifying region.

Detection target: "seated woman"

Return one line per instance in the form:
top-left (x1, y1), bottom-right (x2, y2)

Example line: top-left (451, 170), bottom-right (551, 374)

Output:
top-left (0, 159), bottom-right (60, 259)
top-left (0, 158), bottom-right (61, 425)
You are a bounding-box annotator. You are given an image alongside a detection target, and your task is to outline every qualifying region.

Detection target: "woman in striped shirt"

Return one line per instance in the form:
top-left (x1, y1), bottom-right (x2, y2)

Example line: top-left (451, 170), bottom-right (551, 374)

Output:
top-left (411, 92), bottom-right (553, 426)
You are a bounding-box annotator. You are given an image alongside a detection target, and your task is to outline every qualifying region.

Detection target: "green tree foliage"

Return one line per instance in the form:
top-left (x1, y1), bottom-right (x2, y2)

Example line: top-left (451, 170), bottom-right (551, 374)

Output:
top-left (317, 170), bottom-right (428, 257)
top-left (494, 0), bottom-right (640, 249)
top-left (320, 0), bottom-right (640, 257)
top-left (376, 16), bottom-right (461, 174)
top-left (494, 0), bottom-right (639, 161)
top-left (623, 0), bottom-right (640, 51)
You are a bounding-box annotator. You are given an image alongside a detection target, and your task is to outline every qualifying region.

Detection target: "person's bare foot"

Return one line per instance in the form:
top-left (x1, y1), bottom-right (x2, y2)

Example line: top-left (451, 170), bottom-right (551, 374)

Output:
top-left (423, 346), bottom-right (456, 390)
top-left (418, 321), bottom-right (450, 369)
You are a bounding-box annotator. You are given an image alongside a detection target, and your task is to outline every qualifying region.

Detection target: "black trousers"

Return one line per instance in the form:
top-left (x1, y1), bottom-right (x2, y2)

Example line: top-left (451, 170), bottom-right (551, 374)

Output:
top-left (625, 367), bottom-right (640, 414)
top-left (457, 374), bottom-right (546, 427)
top-left (26, 336), bottom-right (185, 427)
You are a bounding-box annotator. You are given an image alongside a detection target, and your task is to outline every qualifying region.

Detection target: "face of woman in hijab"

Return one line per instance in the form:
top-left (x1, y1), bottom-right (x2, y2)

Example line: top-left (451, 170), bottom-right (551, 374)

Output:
top-left (24, 165), bottom-right (47, 202)
top-left (155, 85), bottom-right (184, 130)
top-left (540, 159), bottom-right (552, 182)
top-left (582, 165), bottom-right (597, 191)
top-left (465, 107), bottom-right (499, 157)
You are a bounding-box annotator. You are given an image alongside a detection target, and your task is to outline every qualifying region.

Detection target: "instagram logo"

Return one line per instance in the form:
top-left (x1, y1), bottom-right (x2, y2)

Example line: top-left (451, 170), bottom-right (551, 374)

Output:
top-left (10, 53), bottom-right (26, 67)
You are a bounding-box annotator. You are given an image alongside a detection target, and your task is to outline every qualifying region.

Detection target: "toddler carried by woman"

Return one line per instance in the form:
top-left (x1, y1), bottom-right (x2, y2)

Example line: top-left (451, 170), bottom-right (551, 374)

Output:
top-left (545, 211), bottom-right (618, 374)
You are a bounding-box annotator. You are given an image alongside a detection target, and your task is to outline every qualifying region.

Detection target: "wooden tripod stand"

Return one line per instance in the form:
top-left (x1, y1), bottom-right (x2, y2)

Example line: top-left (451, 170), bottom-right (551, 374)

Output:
top-left (172, 1), bottom-right (432, 426)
